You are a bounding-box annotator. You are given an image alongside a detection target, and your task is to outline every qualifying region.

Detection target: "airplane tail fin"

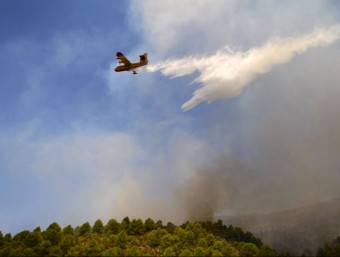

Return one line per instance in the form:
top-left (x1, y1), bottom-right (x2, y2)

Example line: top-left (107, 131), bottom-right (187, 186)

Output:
top-left (139, 53), bottom-right (148, 64)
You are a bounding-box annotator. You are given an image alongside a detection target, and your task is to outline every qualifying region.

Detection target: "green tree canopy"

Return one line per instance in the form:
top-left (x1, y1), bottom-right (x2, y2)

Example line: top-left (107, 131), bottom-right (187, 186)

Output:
top-left (147, 229), bottom-right (160, 248)
top-left (92, 219), bottom-right (104, 234)
top-left (162, 246), bottom-right (176, 257)
top-left (43, 222), bottom-right (62, 245)
top-left (145, 218), bottom-right (156, 232)
top-left (62, 225), bottom-right (74, 235)
top-left (194, 246), bottom-right (208, 257)
top-left (259, 244), bottom-right (277, 257)
top-left (86, 239), bottom-right (103, 257)
top-left (102, 247), bottom-right (120, 257)
top-left (24, 231), bottom-right (43, 247)
top-left (0, 231), bottom-right (3, 247)
top-left (126, 245), bottom-right (141, 256)
top-left (239, 242), bottom-right (259, 257)
top-left (117, 230), bottom-right (129, 249)
top-left (60, 234), bottom-right (75, 253)
top-left (147, 228), bottom-right (168, 248)
top-left (13, 230), bottom-right (30, 242)
top-left (161, 234), bottom-right (176, 250)
top-left (33, 226), bottom-right (41, 232)
top-left (155, 220), bottom-right (163, 228)
top-left (166, 222), bottom-right (176, 233)
top-left (105, 219), bottom-right (120, 234)
top-left (121, 217), bottom-right (130, 231)
top-left (179, 248), bottom-right (191, 256)
top-left (129, 219), bottom-right (145, 235)
top-left (0, 217), bottom-right (279, 257)
top-left (79, 222), bottom-right (91, 236)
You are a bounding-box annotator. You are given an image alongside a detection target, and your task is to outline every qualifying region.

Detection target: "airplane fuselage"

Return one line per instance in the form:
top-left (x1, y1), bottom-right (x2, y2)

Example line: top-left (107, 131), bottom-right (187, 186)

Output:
top-left (114, 62), bottom-right (147, 72)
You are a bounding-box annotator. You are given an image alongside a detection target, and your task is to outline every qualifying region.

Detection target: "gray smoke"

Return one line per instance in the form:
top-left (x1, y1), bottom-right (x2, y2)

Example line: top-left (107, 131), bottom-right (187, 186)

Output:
top-left (174, 41), bottom-right (340, 219)
top-left (129, 1), bottom-right (340, 224)
top-left (174, 165), bottom-right (239, 221)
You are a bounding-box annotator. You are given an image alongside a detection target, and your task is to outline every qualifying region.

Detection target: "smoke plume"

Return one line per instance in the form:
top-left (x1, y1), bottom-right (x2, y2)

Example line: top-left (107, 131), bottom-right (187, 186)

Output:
top-left (148, 25), bottom-right (340, 111)
top-left (174, 167), bottom-right (239, 221)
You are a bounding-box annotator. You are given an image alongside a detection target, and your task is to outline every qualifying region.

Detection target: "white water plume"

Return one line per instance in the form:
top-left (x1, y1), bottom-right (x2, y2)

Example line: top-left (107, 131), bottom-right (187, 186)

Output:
top-left (148, 25), bottom-right (340, 111)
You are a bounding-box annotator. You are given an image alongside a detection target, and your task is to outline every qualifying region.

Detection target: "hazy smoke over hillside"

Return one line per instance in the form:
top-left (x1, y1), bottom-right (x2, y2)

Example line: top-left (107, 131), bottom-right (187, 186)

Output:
top-left (113, 2), bottom-right (340, 226)
top-left (148, 25), bottom-right (340, 111)
top-left (172, 36), bottom-right (340, 220)
top-left (174, 167), bottom-right (239, 221)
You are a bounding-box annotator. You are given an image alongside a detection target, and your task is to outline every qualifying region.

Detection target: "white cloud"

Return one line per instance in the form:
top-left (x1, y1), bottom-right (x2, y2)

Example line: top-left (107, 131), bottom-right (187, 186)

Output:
top-left (131, 0), bottom-right (339, 57)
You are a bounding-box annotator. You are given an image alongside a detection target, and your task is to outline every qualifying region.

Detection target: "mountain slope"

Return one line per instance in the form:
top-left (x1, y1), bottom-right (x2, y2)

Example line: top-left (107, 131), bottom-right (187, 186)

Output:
top-left (220, 198), bottom-right (340, 255)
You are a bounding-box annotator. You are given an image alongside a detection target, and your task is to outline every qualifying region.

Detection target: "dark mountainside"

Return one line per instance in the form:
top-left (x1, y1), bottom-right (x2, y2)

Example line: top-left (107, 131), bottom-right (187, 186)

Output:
top-left (220, 198), bottom-right (340, 255)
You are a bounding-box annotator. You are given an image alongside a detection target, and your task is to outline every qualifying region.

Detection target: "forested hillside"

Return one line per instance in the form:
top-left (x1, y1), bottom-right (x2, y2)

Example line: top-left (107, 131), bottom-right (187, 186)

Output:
top-left (0, 218), bottom-right (279, 257)
top-left (221, 198), bottom-right (340, 255)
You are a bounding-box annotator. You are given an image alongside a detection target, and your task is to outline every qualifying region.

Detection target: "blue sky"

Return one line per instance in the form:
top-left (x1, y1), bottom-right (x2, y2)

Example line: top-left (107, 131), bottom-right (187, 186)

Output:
top-left (2, 0), bottom-right (340, 234)
top-left (0, 0), bottom-right (133, 133)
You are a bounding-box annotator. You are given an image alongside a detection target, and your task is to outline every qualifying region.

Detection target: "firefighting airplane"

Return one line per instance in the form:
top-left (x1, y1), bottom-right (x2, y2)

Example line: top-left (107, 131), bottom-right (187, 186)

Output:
top-left (114, 52), bottom-right (148, 74)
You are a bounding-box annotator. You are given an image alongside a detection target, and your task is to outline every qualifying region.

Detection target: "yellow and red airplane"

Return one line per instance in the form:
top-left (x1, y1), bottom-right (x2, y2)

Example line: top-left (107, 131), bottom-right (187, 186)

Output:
top-left (114, 52), bottom-right (148, 74)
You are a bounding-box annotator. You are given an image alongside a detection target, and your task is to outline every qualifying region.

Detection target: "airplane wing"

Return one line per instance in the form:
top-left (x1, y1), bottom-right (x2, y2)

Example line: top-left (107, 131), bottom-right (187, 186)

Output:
top-left (116, 52), bottom-right (131, 66)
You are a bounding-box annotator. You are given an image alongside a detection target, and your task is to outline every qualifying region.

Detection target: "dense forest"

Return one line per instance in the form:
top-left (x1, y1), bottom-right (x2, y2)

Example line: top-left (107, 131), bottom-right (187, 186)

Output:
top-left (0, 218), bottom-right (281, 257)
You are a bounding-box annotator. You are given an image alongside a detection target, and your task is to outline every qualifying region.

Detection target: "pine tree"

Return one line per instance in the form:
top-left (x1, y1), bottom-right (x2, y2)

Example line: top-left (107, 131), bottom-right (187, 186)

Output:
top-left (117, 230), bottom-right (129, 249)
top-left (129, 219), bottom-right (145, 235)
top-left (62, 225), bottom-right (74, 235)
top-left (121, 217), bottom-right (130, 231)
top-left (162, 246), bottom-right (176, 257)
top-left (92, 219), bottom-right (104, 234)
top-left (105, 219), bottom-right (120, 234)
top-left (43, 222), bottom-right (62, 245)
top-left (145, 218), bottom-right (156, 232)
top-left (79, 222), bottom-right (91, 236)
